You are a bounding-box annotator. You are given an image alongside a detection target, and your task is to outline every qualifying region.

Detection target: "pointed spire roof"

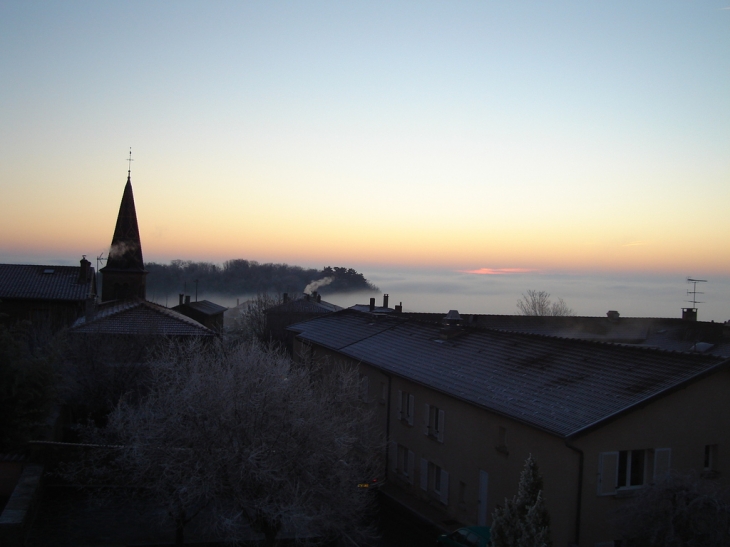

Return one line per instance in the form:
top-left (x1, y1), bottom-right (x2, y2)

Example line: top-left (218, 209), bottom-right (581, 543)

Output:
top-left (102, 174), bottom-right (145, 272)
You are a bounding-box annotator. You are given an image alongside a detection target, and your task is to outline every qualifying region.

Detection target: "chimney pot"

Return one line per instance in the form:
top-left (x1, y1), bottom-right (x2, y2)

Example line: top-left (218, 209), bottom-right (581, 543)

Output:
top-left (317, 294), bottom-right (321, 303)
top-left (682, 308), bottom-right (698, 321)
top-left (369, 297), bottom-right (375, 312)
top-left (179, 294), bottom-right (184, 306)
top-left (185, 295), bottom-right (191, 305)
top-left (383, 293), bottom-right (389, 308)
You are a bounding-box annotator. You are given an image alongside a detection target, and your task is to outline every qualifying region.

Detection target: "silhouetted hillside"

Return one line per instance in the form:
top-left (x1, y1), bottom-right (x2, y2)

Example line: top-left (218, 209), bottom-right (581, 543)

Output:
top-left (145, 260), bottom-right (378, 298)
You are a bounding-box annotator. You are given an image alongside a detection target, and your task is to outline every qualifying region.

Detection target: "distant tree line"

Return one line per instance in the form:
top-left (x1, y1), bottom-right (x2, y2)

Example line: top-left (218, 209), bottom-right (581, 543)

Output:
top-left (145, 260), bottom-right (379, 300)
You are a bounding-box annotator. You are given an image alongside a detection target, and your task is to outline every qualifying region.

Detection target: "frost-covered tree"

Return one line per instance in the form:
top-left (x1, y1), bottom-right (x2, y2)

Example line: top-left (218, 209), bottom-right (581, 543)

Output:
top-left (615, 472), bottom-right (730, 547)
top-left (65, 340), bottom-right (380, 546)
top-left (491, 455), bottom-right (551, 547)
top-left (516, 290), bottom-right (573, 317)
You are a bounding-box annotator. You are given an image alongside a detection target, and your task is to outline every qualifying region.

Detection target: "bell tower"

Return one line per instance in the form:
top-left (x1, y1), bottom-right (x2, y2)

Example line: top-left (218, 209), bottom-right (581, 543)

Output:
top-left (100, 151), bottom-right (148, 302)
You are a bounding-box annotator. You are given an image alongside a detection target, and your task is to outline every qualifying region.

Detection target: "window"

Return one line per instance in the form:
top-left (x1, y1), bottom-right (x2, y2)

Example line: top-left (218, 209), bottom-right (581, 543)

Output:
top-left (703, 444), bottom-right (719, 477)
top-left (394, 444), bottom-right (415, 485)
top-left (598, 449), bottom-right (671, 496)
top-left (359, 375), bottom-right (369, 401)
top-left (398, 390), bottom-right (414, 425)
top-left (426, 461), bottom-right (449, 504)
top-left (496, 425), bottom-right (508, 454)
top-left (423, 404), bottom-right (445, 442)
top-left (618, 450), bottom-right (645, 488)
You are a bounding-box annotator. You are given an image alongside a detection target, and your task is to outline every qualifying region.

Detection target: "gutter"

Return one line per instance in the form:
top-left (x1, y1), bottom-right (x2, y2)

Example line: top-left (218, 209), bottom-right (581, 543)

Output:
top-left (564, 440), bottom-right (584, 546)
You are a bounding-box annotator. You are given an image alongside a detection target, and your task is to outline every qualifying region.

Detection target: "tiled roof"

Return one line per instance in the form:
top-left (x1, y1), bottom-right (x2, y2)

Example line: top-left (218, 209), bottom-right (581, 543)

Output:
top-left (267, 298), bottom-right (342, 314)
top-left (401, 312), bottom-right (730, 357)
top-left (176, 300), bottom-right (227, 315)
top-left (0, 264), bottom-right (94, 301)
top-left (72, 298), bottom-right (214, 336)
top-left (290, 310), bottom-right (729, 438)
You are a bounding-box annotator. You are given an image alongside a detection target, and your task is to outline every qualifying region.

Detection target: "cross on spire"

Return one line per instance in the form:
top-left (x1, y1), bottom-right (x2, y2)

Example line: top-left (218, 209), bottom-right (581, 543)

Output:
top-left (127, 147), bottom-right (134, 178)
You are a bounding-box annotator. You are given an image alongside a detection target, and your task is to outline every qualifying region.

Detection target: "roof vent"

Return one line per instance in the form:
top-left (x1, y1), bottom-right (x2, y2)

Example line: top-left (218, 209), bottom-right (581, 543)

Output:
top-left (607, 310), bottom-right (620, 322)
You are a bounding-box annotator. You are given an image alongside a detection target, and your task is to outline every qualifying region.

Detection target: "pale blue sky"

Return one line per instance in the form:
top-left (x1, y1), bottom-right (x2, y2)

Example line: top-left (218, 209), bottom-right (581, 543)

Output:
top-left (1, 1), bottom-right (729, 275)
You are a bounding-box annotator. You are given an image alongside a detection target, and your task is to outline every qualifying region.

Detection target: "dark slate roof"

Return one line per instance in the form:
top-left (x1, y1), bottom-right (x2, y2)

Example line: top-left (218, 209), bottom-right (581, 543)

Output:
top-left (289, 310), bottom-right (729, 438)
top-left (267, 298), bottom-right (342, 314)
top-left (401, 312), bottom-right (730, 357)
top-left (71, 299), bottom-right (214, 336)
top-left (0, 264), bottom-right (94, 301)
top-left (174, 300), bottom-right (227, 316)
top-left (101, 176), bottom-right (145, 273)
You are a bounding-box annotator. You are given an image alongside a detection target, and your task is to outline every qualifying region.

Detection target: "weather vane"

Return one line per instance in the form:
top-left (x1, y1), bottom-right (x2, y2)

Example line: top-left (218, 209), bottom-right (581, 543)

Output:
top-left (127, 147), bottom-right (133, 176)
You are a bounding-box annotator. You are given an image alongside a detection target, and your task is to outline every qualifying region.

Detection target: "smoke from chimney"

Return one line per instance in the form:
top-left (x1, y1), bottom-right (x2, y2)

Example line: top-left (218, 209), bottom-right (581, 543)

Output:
top-left (304, 276), bottom-right (334, 294)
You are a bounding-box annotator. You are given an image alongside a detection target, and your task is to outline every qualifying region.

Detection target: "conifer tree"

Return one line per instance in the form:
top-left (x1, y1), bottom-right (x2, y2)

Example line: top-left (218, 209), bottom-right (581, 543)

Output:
top-left (491, 455), bottom-right (551, 547)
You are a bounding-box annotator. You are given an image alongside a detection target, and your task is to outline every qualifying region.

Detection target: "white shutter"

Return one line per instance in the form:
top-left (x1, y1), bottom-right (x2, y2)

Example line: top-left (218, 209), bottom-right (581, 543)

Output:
top-left (397, 390), bottom-right (403, 420)
top-left (423, 403), bottom-right (430, 434)
top-left (654, 448), bottom-right (671, 481)
top-left (440, 470), bottom-right (449, 505)
top-left (598, 452), bottom-right (619, 496)
top-left (389, 442), bottom-right (397, 474)
top-left (420, 458), bottom-right (428, 491)
top-left (407, 450), bottom-right (415, 485)
top-left (407, 394), bottom-right (415, 426)
top-left (437, 409), bottom-right (445, 443)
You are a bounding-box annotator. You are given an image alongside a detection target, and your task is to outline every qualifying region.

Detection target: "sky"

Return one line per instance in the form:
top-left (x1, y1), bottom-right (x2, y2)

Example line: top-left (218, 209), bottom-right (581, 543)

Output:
top-left (1, 1), bottom-right (729, 278)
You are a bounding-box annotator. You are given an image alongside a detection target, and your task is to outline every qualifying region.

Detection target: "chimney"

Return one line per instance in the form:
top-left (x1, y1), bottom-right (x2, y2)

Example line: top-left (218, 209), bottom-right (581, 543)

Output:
top-left (312, 291), bottom-right (317, 301)
top-left (682, 308), bottom-right (698, 321)
top-left (383, 293), bottom-right (389, 308)
top-left (185, 295), bottom-right (191, 305)
top-left (369, 297), bottom-right (375, 312)
top-left (440, 310), bottom-right (463, 339)
top-left (607, 310), bottom-right (620, 322)
top-left (317, 293), bottom-right (321, 303)
top-left (78, 256), bottom-right (91, 283)
top-left (395, 302), bottom-right (403, 313)
top-left (283, 293), bottom-right (289, 303)
top-left (179, 293), bottom-right (184, 306)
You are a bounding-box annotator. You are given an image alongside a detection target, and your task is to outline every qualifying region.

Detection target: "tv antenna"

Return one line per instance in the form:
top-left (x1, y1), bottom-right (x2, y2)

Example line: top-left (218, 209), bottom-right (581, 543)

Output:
top-left (686, 277), bottom-right (707, 308)
top-left (96, 252), bottom-right (107, 272)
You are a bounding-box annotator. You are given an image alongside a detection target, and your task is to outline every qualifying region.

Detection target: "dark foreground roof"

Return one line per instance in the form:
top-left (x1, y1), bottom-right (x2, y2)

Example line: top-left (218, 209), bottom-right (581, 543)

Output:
top-left (267, 297), bottom-right (342, 314)
top-left (72, 299), bottom-right (214, 337)
top-left (0, 264), bottom-right (94, 301)
top-left (173, 300), bottom-right (227, 316)
top-left (400, 312), bottom-right (730, 357)
top-left (290, 310), bottom-right (729, 438)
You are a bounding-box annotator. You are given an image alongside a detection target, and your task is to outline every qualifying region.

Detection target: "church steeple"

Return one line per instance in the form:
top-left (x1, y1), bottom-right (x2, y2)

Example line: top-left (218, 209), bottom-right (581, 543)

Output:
top-left (100, 154), bottom-right (148, 302)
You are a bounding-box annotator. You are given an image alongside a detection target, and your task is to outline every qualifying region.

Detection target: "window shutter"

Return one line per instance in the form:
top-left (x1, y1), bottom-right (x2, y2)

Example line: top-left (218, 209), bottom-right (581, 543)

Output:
top-left (440, 470), bottom-right (449, 505)
top-left (420, 458), bottom-right (428, 491)
top-left (598, 452), bottom-right (619, 496)
top-left (437, 409), bottom-right (445, 443)
top-left (397, 390), bottom-right (403, 420)
top-left (408, 450), bottom-right (415, 485)
top-left (653, 448), bottom-right (671, 481)
top-left (389, 442), bottom-right (397, 474)
top-left (407, 394), bottom-right (415, 426)
top-left (423, 404), bottom-right (430, 434)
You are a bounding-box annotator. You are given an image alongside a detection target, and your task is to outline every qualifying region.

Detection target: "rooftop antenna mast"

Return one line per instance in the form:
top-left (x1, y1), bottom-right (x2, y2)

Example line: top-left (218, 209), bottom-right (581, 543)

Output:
top-left (96, 252), bottom-right (106, 272)
top-left (686, 277), bottom-right (707, 308)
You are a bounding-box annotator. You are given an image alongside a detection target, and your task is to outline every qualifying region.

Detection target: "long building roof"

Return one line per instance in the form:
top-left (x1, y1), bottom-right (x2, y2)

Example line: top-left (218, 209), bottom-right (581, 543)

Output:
top-left (289, 310), bottom-right (729, 438)
top-left (0, 264), bottom-right (94, 301)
